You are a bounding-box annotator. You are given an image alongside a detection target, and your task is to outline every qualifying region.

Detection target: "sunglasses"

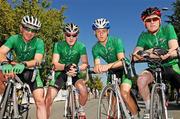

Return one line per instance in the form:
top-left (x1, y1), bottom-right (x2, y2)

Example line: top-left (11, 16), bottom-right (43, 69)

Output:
top-left (145, 17), bottom-right (160, 23)
top-left (65, 33), bottom-right (78, 38)
top-left (22, 26), bottom-right (38, 33)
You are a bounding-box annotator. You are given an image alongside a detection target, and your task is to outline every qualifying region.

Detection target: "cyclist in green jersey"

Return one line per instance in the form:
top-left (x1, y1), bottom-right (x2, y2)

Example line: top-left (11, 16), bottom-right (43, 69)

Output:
top-left (0, 15), bottom-right (47, 119)
top-left (45, 23), bottom-right (88, 119)
top-left (133, 7), bottom-right (180, 118)
top-left (92, 18), bottom-right (138, 118)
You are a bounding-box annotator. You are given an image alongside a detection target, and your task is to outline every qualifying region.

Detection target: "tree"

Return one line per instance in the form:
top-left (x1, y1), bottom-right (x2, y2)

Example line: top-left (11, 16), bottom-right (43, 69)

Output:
top-left (0, 0), bottom-right (66, 79)
top-left (87, 75), bottom-right (103, 98)
top-left (0, 0), bottom-right (16, 36)
top-left (168, 0), bottom-right (180, 45)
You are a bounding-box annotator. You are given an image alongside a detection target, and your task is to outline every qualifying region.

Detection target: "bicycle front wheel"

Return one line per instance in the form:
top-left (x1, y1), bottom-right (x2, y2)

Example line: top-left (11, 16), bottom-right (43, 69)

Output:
top-left (150, 83), bottom-right (167, 119)
top-left (0, 82), bottom-right (13, 119)
top-left (97, 85), bottom-right (121, 119)
top-left (64, 86), bottom-right (76, 119)
top-left (18, 89), bottom-right (30, 119)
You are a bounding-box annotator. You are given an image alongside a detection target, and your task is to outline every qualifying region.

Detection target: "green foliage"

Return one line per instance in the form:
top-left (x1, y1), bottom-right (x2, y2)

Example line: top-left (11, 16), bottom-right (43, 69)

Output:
top-left (168, 0), bottom-right (180, 44)
top-left (0, 0), bottom-right (16, 36)
top-left (0, 0), bottom-right (66, 79)
top-left (87, 75), bottom-right (103, 92)
top-left (78, 70), bottom-right (87, 79)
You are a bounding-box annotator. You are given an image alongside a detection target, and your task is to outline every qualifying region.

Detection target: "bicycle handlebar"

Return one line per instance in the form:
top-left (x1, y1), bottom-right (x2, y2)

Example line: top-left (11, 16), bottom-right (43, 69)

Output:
top-left (87, 58), bottom-right (133, 79)
top-left (131, 47), bottom-right (180, 77)
top-left (109, 58), bottom-right (133, 79)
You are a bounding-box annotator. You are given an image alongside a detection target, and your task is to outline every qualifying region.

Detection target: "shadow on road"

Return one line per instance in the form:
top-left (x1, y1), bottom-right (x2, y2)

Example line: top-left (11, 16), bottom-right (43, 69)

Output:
top-left (168, 102), bottom-right (180, 110)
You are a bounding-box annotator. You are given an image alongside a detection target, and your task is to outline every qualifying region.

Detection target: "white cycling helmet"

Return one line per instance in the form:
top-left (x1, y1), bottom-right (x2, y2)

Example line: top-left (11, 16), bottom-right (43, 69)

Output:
top-left (21, 15), bottom-right (41, 30)
top-left (63, 23), bottom-right (80, 34)
top-left (92, 18), bottom-right (110, 30)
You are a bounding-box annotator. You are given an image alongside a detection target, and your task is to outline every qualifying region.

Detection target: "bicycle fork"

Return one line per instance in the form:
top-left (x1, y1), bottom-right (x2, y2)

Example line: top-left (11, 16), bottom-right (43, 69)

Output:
top-left (113, 75), bottom-right (131, 119)
top-left (74, 88), bottom-right (80, 117)
top-left (160, 84), bottom-right (168, 119)
top-left (116, 86), bottom-right (131, 119)
top-left (12, 83), bottom-right (21, 118)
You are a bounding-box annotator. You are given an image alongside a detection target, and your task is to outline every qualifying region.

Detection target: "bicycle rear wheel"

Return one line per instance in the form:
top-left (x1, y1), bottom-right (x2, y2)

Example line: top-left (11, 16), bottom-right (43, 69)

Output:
top-left (98, 85), bottom-right (121, 119)
top-left (64, 86), bottom-right (76, 119)
top-left (150, 83), bottom-right (167, 119)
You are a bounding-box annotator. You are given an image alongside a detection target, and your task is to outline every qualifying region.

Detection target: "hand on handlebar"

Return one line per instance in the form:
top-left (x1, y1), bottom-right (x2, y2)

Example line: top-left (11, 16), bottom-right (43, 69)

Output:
top-left (2, 63), bottom-right (13, 74)
top-left (133, 50), bottom-right (150, 61)
top-left (93, 64), bottom-right (109, 74)
top-left (153, 47), bottom-right (172, 61)
top-left (65, 64), bottom-right (78, 77)
top-left (12, 63), bottom-right (25, 74)
top-left (137, 50), bottom-right (150, 58)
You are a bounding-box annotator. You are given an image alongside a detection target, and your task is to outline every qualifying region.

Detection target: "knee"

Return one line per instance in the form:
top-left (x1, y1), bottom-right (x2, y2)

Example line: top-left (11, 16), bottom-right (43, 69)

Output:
top-left (79, 88), bottom-right (88, 97)
top-left (121, 90), bottom-right (130, 101)
top-left (35, 97), bottom-right (45, 107)
top-left (137, 76), bottom-right (148, 90)
top-left (76, 82), bottom-right (88, 97)
top-left (45, 96), bottom-right (54, 106)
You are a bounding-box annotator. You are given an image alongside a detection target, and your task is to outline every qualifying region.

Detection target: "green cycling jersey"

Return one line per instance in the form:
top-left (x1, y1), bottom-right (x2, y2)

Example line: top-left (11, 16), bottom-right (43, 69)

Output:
top-left (4, 34), bottom-right (45, 62)
top-left (53, 40), bottom-right (87, 65)
top-left (50, 40), bottom-right (87, 87)
top-left (92, 36), bottom-right (132, 86)
top-left (92, 36), bottom-right (124, 63)
top-left (136, 23), bottom-right (179, 66)
top-left (3, 34), bottom-right (45, 90)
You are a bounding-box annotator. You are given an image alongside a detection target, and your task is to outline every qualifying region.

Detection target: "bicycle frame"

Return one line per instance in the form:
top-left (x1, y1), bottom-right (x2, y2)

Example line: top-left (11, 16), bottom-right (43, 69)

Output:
top-left (64, 76), bottom-right (79, 119)
top-left (150, 65), bottom-right (168, 119)
top-left (111, 74), bottom-right (131, 119)
top-left (97, 72), bottom-right (132, 119)
top-left (131, 53), bottom-right (173, 119)
top-left (0, 75), bottom-right (31, 119)
top-left (0, 65), bottom-right (38, 119)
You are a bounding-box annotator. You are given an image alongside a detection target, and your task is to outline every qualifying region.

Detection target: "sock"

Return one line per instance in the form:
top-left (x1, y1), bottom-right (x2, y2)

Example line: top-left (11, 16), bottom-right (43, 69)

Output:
top-left (132, 114), bottom-right (139, 118)
top-left (79, 105), bottom-right (84, 112)
top-left (144, 100), bottom-right (150, 110)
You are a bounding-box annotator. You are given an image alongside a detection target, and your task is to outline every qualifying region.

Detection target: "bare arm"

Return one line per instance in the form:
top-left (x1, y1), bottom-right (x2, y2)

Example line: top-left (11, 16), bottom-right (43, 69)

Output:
top-left (0, 45), bottom-right (10, 62)
top-left (52, 54), bottom-right (65, 71)
top-left (93, 52), bottom-right (125, 73)
top-left (79, 54), bottom-right (88, 71)
top-left (110, 52), bottom-right (124, 69)
top-left (24, 53), bottom-right (43, 68)
top-left (159, 39), bottom-right (179, 60)
top-left (168, 39), bottom-right (179, 57)
top-left (132, 46), bottom-right (144, 61)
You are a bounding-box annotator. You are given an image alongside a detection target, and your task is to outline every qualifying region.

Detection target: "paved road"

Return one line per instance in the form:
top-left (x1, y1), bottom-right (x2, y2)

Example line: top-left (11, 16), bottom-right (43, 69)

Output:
top-left (29, 98), bottom-right (180, 119)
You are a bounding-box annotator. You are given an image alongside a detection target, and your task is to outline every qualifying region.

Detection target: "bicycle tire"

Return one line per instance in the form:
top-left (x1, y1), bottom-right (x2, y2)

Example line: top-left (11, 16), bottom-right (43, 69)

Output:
top-left (97, 85), bottom-right (121, 119)
top-left (18, 89), bottom-right (30, 119)
top-left (0, 81), bottom-right (13, 119)
top-left (116, 85), bottom-right (129, 119)
top-left (65, 86), bottom-right (76, 119)
top-left (150, 83), bottom-right (167, 119)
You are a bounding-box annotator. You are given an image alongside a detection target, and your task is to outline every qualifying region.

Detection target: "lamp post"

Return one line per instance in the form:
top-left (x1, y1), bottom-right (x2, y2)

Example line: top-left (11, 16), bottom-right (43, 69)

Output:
top-left (161, 7), bottom-right (169, 11)
top-left (161, 7), bottom-right (173, 24)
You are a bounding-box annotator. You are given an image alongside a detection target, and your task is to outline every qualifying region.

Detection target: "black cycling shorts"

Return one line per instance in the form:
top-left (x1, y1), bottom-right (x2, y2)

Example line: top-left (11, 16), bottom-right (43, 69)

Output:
top-left (17, 69), bottom-right (44, 92)
top-left (49, 71), bottom-right (79, 91)
top-left (147, 65), bottom-right (180, 89)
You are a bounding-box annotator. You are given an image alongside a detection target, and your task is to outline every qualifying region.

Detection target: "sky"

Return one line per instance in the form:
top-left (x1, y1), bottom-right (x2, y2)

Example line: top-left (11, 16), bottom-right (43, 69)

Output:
top-left (50, 0), bottom-right (176, 72)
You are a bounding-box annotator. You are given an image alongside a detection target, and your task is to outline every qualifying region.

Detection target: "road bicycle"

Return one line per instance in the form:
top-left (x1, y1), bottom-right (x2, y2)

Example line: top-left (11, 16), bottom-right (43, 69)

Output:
top-left (64, 75), bottom-right (80, 119)
top-left (48, 65), bottom-right (88, 119)
top-left (97, 58), bottom-right (139, 119)
top-left (0, 67), bottom-right (37, 119)
top-left (131, 48), bottom-right (179, 119)
top-left (48, 65), bottom-right (80, 119)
